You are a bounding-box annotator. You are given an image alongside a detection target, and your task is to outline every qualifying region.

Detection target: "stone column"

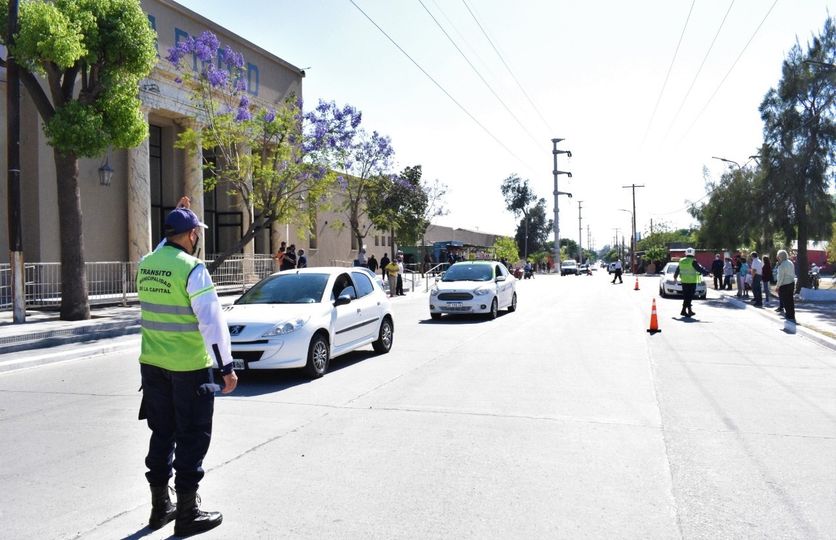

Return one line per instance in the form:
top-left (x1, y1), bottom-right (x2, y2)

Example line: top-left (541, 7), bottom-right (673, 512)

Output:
top-left (179, 118), bottom-right (205, 257)
top-left (127, 108), bottom-right (152, 263)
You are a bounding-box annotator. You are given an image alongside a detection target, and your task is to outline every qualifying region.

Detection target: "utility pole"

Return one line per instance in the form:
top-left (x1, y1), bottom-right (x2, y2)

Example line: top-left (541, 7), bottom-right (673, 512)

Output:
top-left (577, 201), bottom-right (583, 264)
top-left (622, 184), bottom-right (645, 274)
top-left (6, 0), bottom-right (26, 323)
top-left (587, 225), bottom-right (592, 256)
top-left (551, 138), bottom-right (572, 272)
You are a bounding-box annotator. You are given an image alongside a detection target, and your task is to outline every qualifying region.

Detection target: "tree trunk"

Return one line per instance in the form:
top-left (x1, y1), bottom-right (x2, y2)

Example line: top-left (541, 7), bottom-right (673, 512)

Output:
top-left (54, 151), bottom-right (90, 320)
top-left (796, 200), bottom-right (809, 293)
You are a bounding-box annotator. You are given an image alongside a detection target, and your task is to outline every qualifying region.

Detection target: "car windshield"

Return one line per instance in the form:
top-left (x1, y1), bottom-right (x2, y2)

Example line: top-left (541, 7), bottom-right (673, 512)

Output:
top-left (665, 265), bottom-right (676, 275)
top-left (236, 273), bottom-right (329, 304)
top-left (442, 264), bottom-right (493, 282)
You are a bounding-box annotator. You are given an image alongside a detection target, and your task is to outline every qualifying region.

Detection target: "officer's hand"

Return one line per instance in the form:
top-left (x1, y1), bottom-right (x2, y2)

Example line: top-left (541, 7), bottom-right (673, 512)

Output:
top-left (221, 371), bottom-right (238, 394)
top-left (177, 196), bottom-right (191, 209)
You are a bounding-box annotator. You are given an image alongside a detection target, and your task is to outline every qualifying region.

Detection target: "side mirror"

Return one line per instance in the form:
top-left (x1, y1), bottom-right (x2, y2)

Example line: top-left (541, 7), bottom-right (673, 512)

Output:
top-left (334, 294), bottom-right (352, 307)
top-left (495, 275), bottom-right (506, 282)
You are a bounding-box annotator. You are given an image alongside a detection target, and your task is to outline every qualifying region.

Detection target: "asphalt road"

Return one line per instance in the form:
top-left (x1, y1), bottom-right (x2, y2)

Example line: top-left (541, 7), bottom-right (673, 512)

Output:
top-left (1, 272), bottom-right (834, 539)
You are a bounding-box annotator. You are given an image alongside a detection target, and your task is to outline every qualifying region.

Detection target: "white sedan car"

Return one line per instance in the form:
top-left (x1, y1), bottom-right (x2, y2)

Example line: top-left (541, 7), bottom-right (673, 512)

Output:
top-left (429, 260), bottom-right (517, 320)
top-left (658, 262), bottom-right (707, 299)
top-left (225, 267), bottom-right (394, 378)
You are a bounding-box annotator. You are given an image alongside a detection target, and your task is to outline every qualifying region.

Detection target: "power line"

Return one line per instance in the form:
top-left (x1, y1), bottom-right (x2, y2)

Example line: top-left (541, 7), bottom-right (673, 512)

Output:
top-left (417, 0), bottom-right (544, 148)
top-left (678, 0), bottom-right (780, 143)
top-left (347, 0), bottom-right (535, 172)
top-left (640, 0), bottom-right (696, 147)
top-left (663, 0), bottom-right (736, 138)
top-left (462, 0), bottom-right (553, 135)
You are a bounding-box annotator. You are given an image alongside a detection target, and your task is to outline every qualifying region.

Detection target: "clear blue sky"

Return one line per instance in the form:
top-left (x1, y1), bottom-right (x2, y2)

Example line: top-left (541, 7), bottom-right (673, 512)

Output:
top-left (177, 0), bottom-right (834, 251)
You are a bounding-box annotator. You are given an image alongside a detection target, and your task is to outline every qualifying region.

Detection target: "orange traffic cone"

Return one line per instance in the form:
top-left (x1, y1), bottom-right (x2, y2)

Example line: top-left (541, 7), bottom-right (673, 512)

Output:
top-left (647, 298), bottom-right (661, 334)
top-left (634, 276), bottom-right (640, 290)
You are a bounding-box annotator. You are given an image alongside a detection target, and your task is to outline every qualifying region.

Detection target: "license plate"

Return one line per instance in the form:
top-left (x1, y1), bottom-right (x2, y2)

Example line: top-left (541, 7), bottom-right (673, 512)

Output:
top-left (447, 302), bottom-right (462, 308)
top-left (232, 359), bottom-right (246, 370)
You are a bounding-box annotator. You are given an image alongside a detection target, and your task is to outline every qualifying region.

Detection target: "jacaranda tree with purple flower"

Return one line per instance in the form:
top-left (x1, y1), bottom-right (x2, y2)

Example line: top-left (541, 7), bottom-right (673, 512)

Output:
top-left (168, 31), bottom-right (331, 272)
top-left (304, 100), bottom-right (397, 254)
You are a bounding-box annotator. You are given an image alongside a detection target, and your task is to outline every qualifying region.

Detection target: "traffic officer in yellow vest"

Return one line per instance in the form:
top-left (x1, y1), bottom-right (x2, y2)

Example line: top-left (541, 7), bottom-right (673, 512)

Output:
top-left (674, 247), bottom-right (709, 318)
top-left (137, 207), bottom-right (237, 536)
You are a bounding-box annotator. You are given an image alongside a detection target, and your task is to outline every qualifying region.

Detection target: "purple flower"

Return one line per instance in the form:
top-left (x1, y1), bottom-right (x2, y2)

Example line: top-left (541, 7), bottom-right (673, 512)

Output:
top-left (193, 32), bottom-right (219, 63)
top-left (221, 46), bottom-right (245, 70)
top-left (235, 78), bottom-right (247, 92)
top-left (205, 66), bottom-right (227, 88)
top-left (239, 94), bottom-right (250, 109)
top-left (235, 107), bottom-right (252, 122)
top-left (337, 175), bottom-right (348, 189)
top-left (174, 76), bottom-right (182, 84)
top-left (263, 108), bottom-right (276, 123)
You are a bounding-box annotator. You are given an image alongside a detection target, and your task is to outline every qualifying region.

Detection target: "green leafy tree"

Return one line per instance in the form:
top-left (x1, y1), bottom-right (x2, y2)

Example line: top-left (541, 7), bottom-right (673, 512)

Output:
top-left (827, 222), bottom-right (836, 264)
top-left (689, 165), bottom-right (762, 249)
top-left (1, 0), bottom-right (156, 320)
top-left (501, 174), bottom-right (539, 258)
top-left (513, 198), bottom-right (552, 257)
top-left (758, 16), bottom-right (836, 289)
top-left (367, 165), bottom-right (428, 258)
top-left (167, 32), bottom-right (331, 273)
top-left (492, 236), bottom-right (519, 263)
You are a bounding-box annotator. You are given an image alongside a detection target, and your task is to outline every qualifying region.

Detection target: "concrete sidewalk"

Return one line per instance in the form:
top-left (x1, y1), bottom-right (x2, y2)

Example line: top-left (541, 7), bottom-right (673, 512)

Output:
top-left (714, 287), bottom-right (836, 350)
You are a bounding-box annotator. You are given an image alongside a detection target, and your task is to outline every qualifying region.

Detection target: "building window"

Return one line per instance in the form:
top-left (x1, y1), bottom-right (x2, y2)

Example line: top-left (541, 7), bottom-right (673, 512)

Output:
top-left (247, 63), bottom-right (259, 96)
top-left (374, 235), bottom-right (379, 247)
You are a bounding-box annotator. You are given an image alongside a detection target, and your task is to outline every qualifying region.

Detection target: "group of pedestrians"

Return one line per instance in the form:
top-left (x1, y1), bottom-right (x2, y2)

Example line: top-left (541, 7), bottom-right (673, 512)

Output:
top-left (365, 250), bottom-right (405, 297)
top-left (272, 241), bottom-right (307, 271)
top-left (709, 249), bottom-right (796, 322)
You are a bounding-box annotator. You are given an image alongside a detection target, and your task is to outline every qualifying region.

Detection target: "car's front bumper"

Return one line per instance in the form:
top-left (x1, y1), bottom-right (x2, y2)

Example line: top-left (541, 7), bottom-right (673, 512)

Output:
top-left (429, 295), bottom-right (495, 314)
top-left (230, 328), bottom-right (315, 370)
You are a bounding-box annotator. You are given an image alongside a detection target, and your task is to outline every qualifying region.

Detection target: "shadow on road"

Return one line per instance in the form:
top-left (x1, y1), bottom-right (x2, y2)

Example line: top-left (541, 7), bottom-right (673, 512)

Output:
top-left (418, 312), bottom-right (510, 325)
top-left (218, 349), bottom-right (380, 397)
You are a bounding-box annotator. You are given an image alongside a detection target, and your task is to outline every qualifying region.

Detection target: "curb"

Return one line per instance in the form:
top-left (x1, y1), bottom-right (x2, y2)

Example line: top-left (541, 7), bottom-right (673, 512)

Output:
top-left (0, 321), bottom-right (141, 356)
top-left (722, 295), bottom-right (836, 351)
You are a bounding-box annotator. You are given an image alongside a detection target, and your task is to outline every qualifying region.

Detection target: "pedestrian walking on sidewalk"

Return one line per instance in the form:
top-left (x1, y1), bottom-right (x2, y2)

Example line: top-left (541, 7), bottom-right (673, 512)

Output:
top-left (775, 249), bottom-right (796, 323)
top-left (674, 247), bottom-right (709, 317)
top-left (137, 207), bottom-right (237, 536)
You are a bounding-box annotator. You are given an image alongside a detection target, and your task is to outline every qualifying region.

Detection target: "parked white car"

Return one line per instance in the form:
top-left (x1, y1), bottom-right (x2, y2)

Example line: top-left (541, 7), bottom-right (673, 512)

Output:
top-left (429, 261), bottom-right (517, 320)
top-left (658, 262), bottom-right (707, 299)
top-left (225, 267), bottom-right (394, 378)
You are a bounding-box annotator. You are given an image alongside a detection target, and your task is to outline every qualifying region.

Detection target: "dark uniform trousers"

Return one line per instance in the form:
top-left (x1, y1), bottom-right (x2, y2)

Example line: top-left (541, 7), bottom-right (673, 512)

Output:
top-left (139, 364), bottom-right (217, 493)
top-left (681, 283), bottom-right (696, 310)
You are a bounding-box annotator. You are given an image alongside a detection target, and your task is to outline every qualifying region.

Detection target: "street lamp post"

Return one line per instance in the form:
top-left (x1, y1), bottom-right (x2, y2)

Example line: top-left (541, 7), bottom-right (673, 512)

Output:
top-left (551, 138), bottom-right (572, 272)
top-left (711, 156), bottom-right (741, 170)
top-left (618, 208), bottom-right (633, 272)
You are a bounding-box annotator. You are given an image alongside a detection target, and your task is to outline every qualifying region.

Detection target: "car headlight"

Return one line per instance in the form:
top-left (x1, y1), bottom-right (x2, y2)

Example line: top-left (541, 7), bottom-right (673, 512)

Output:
top-left (473, 287), bottom-right (492, 296)
top-left (262, 316), bottom-right (309, 337)
top-left (430, 287), bottom-right (439, 297)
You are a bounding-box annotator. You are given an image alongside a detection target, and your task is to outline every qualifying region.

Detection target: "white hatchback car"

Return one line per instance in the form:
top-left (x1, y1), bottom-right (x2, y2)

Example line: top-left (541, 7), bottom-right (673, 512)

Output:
top-left (429, 260), bottom-right (517, 320)
top-left (225, 267), bottom-right (394, 378)
top-left (658, 262), bottom-right (707, 299)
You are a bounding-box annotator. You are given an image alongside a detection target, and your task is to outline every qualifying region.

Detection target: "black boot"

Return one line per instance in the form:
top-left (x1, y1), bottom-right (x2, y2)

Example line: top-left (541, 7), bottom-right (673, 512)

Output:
top-left (149, 485), bottom-right (176, 530)
top-left (680, 309), bottom-right (688, 317)
top-left (174, 491), bottom-right (223, 537)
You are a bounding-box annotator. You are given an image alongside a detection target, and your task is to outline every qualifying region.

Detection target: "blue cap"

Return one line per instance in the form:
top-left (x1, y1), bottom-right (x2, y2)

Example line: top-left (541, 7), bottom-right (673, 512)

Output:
top-left (164, 208), bottom-right (207, 235)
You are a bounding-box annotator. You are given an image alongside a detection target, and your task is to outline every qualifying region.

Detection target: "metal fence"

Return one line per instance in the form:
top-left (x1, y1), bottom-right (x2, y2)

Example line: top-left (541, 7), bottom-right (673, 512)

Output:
top-left (0, 254), bottom-right (276, 311)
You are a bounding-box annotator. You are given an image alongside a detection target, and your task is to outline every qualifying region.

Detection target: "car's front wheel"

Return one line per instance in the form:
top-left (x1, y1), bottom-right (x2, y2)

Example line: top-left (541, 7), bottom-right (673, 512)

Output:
top-left (487, 298), bottom-right (498, 320)
top-left (659, 286), bottom-right (667, 298)
top-left (508, 292), bottom-right (517, 312)
top-left (430, 312), bottom-right (442, 320)
top-left (372, 316), bottom-right (393, 353)
top-left (304, 333), bottom-right (330, 378)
